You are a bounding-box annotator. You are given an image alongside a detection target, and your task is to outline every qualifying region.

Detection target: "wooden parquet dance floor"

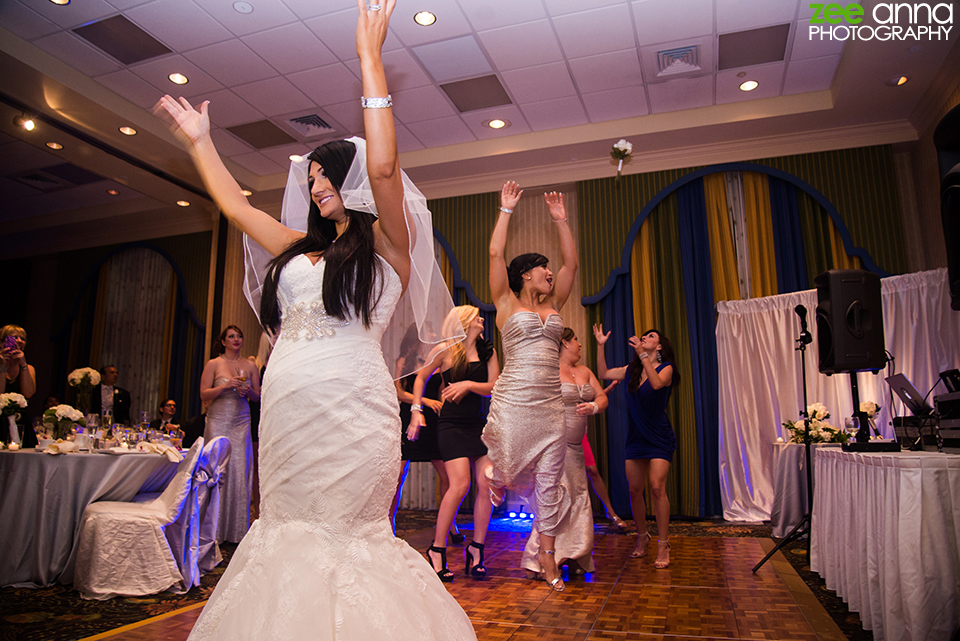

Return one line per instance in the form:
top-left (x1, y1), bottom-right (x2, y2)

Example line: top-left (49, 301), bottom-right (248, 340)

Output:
top-left (84, 529), bottom-right (845, 641)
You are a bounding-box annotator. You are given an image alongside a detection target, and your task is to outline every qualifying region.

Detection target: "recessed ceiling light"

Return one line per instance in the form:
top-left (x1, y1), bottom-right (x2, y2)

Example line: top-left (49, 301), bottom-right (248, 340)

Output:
top-left (119, 126), bottom-right (137, 136)
top-left (887, 76), bottom-right (908, 86)
top-left (107, 189), bottom-right (120, 195)
top-left (46, 142), bottom-right (63, 150)
top-left (414, 11), bottom-right (436, 26)
top-left (176, 200), bottom-right (190, 207)
top-left (289, 154), bottom-right (303, 162)
top-left (484, 119), bottom-right (510, 129)
top-left (739, 80), bottom-right (759, 91)
top-left (48, 0), bottom-right (70, 5)
top-left (241, 189), bottom-right (253, 196)
top-left (14, 114), bottom-right (35, 131)
top-left (168, 73), bottom-right (189, 85)
top-left (233, 1), bottom-right (254, 13)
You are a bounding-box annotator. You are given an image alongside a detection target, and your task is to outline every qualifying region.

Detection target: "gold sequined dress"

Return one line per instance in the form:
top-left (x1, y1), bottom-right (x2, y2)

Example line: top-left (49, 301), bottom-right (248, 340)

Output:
top-left (482, 311), bottom-right (568, 535)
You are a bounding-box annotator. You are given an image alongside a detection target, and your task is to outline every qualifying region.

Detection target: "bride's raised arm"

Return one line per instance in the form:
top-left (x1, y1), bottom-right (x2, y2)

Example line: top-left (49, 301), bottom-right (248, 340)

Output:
top-left (356, 0), bottom-right (408, 283)
top-left (157, 95), bottom-right (299, 257)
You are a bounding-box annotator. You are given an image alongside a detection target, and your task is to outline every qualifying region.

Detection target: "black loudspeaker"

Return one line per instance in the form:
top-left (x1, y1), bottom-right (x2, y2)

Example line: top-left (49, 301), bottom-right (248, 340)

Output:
top-left (815, 269), bottom-right (885, 374)
top-left (934, 103), bottom-right (960, 311)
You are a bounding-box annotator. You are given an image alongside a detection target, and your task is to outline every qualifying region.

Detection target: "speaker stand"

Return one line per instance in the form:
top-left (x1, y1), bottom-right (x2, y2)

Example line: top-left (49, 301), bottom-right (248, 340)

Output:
top-left (842, 371), bottom-right (901, 453)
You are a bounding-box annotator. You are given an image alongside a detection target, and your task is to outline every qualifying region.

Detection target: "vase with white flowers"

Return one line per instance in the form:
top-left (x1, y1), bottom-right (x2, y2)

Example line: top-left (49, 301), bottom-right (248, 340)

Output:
top-left (782, 403), bottom-right (851, 444)
top-left (67, 367), bottom-right (100, 414)
top-left (43, 404), bottom-right (86, 440)
top-left (1, 392), bottom-right (28, 444)
top-left (610, 139), bottom-right (633, 182)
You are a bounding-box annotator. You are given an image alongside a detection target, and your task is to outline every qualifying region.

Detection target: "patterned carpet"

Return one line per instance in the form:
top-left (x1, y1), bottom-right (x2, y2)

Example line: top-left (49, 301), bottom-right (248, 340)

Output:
top-left (0, 512), bottom-right (868, 641)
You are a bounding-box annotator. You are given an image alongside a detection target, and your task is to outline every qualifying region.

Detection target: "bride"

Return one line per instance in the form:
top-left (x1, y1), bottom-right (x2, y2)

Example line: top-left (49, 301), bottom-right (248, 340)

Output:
top-left (158, 2), bottom-right (475, 639)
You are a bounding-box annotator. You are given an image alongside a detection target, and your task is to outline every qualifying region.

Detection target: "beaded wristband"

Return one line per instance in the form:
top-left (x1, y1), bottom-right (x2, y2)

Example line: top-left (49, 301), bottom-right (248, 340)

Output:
top-left (499, 206), bottom-right (513, 214)
top-left (411, 404), bottom-right (423, 413)
top-left (361, 95), bottom-right (392, 109)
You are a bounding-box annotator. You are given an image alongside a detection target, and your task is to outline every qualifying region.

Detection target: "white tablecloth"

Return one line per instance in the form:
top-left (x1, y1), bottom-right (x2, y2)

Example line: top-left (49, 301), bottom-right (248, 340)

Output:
top-left (811, 449), bottom-right (960, 641)
top-left (0, 449), bottom-right (178, 587)
top-left (770, 442), bottom-right (842, 538)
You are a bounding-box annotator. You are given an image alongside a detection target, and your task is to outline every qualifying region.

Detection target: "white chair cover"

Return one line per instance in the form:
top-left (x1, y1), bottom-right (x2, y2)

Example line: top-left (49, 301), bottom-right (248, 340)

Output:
top-left (71, 438), bottom-right (205, 600)
top-left (196, 436), bottom-right (231, 574)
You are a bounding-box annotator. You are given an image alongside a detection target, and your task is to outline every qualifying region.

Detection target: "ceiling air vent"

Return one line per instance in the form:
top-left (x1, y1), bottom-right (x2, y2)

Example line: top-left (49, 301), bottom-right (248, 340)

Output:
top-left (657, 46), bottom-right (702, 77)
top-left (288, 114), bottom-right (334, 138)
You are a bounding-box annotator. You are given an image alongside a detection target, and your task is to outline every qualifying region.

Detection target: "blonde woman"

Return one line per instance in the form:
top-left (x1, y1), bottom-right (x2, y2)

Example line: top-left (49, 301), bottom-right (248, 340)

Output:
top-left (412, 306), bottom-right (499, 581)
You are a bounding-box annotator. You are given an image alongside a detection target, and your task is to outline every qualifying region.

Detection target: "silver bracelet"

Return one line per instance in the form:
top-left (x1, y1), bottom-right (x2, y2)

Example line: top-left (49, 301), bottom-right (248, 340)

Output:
top-left (638, 352), bottom-right (649, 360)
top-left (410, 404), bottom-right (423, 413)
top-left (499, 206), bottom-right (513, 214)
top-left (361, 95), bottom-right (392, 109)
top-left (589, 402), bottom-right (599, 415)
top-left (553, 218), bottom-right (567, 223)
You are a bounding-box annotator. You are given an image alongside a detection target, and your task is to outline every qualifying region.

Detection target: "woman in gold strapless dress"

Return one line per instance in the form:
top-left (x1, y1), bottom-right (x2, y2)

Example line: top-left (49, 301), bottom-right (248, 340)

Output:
top-left (483, 181), bottom-right (579, 592)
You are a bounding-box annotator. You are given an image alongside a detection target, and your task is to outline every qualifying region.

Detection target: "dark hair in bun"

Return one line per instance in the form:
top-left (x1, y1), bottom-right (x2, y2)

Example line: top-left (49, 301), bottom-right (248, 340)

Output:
top-left (507, 253), bottom-right (548, 294)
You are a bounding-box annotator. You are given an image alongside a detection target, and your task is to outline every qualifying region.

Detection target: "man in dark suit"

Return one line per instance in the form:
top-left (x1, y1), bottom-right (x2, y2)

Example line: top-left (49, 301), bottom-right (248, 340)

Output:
top-left (148, 398), bottom-right (179, 432)
top-left (89, 365), bottom-right (131, 424)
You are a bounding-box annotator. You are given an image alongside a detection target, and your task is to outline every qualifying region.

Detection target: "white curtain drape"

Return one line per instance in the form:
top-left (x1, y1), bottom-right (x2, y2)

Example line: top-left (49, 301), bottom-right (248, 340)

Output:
top-left (717, 269), bottom-right (960, 522)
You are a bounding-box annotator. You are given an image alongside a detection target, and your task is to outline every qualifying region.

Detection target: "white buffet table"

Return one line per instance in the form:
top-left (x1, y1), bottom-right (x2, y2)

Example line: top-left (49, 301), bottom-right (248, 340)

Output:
top-left (0, 449), bottom-right (178, 587)
top-left (811, 449), bottom-right (960, 641)
top-left (769, 442), bottom-right (841, 538)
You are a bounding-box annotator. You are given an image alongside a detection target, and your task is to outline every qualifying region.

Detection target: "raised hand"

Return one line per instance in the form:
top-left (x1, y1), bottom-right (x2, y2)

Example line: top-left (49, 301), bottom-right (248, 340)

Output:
top-left (592, 323), bottom-right (610, 345)
top-left (501, 181), bottom-right (523, 211)
top-left (356, 0), bottom-right (396, 59)
top-left (157, 95), bottom-right (210, 146)
top-left (544, 191), bottom-right (567, 222)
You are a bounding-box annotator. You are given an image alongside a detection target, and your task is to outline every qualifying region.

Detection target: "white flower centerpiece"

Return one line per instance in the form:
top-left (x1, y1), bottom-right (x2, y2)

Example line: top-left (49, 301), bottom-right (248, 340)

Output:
top-left (68, 367), bottom-right (100, 414)
top-left (1, 392), bottom-right (28, 445)
top-left (610, 139), bottom-right (633, 181)
top-left (43, 404), bottom-right (86, 440)
top-left (858, 400), bottom-right (882, 437)
top-left (782, 403), bottom-right (851, 444)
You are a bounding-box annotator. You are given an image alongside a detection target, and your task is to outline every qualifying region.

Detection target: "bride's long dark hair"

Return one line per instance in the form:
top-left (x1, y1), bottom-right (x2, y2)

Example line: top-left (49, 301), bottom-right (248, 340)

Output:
top-left (259, 139), bottom-right (382, 332)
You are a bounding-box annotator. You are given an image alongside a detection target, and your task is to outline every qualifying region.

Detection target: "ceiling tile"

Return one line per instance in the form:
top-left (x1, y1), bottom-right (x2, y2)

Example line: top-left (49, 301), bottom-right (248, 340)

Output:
top-left (521, 96), bottom-right (588, 131)
top-left (277, 107), bottom-right (347, 141)
top-left (2, 1), bottom-right (60, 41)
top-left (716, 62), bottom-right (785, 104)
top-left (406, 116), bottom-right (476, 148)
top-left (791, 19), bottom-right (845, 60)
top-left (126, 0), bottom-right (233, 51)
top-left (569, 49), bottom-right (643, 94)
top-left (413, 36), bottom-right (493, 83)
top-left (345, 48), bottom-right (433, 92)
top-left (395, 123), bottom-right (424, 153)
top-left (129, 55), bottom-right (225, 98)
top-left (717, 0), bottom-right (799, 32)
top-left (242, 23), bottom-right (337, 74)
top-left (501, 62), bottom-right (577, 104)
top-left (322, 101), bottom-right (364, 137)
top-left (389, 0), bottom-right (473, 47)
top-left (783, 55), bottom-right (839, 95)
top-left (582, 85), bottom-right (649, 121)
top-left (0, 140), bottom-right (64, 173)
top-left (459, 105), bottom-right (531, 139)
top-left (639, 35), bottom-right (714, 84)
top-left (95, 69), bottom-right (168, 109)
top-left (0, 178), bottom-right (42, 204)
top-left (261, 143), bottom-right (314, 167)
top-left (200, 89), bottom-right (265, 128)
top-left (478, 20), bottom-right (564, 72)
top-left (391, 86), bottom-right (458, 124)
top-left (632, 0), bottom-right (714, 45)
top-left (546, 0), bottom-right (627, 16)
top-left (210, 127), bottom-right (254, 156)
top-left (280, 0), bottom-right (350, 20)
top-left (104, 0), bottom-right (155, 9)
top-left (288, 64), bottom-right (362, 108)
top-left (184, 40), bottom-right (277, 87)
top-left (191, 0), bottom-right (298, 37)
top-left (457, 0), bottom-right (547, 31)
top-left (552, 4), bottom-right (636, 59)
top-left (647, 74), bottom-right (713, 113)
top-left (304, 8), bottom-right (404, 61)
top-left (230, 151), bottom-right (286, 176)
top-left (232, 77), bottom-right (316, 117)
top-left (24, 0), bottom-right (116, 30)
top-left (32, 32), bottom-right (123, 76)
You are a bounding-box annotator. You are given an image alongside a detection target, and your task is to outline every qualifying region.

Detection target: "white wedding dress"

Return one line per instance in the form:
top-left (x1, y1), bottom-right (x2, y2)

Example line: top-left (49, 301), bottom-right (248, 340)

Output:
top-left (188, 255), bottom-right (476, 640)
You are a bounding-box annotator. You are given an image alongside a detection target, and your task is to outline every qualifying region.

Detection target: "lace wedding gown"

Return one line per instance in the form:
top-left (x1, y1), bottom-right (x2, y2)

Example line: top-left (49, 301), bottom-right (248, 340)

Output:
top-left (188, 255), bottom-right (476, 640)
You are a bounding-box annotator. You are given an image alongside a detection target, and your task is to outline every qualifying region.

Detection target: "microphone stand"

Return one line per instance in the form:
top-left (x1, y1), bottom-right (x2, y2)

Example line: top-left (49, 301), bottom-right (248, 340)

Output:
top-left (754, 308), bottom-right (814, 572)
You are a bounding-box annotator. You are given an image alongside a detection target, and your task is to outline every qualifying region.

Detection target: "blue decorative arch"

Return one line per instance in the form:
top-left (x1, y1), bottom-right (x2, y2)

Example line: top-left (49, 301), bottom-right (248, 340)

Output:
top-left (582, 162), bottom-right (889, 306)
top-left (52, 241), bottom-right (206, 416)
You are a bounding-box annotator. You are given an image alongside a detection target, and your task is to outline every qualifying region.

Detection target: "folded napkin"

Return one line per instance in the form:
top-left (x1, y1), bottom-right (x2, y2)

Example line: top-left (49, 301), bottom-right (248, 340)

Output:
top-left (44, 440), bottom-right (78, 455)
top-left (135, 441), bottom-right (184, 462)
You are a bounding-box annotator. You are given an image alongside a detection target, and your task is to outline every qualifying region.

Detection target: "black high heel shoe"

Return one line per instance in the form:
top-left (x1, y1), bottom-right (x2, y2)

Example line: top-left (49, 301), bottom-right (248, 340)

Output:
top-left (426, 545), bottom-right (454, 583)
top-left (464, 541), bottom-right (486, 578)
top-left (450, 532), bottom-right (465, 545)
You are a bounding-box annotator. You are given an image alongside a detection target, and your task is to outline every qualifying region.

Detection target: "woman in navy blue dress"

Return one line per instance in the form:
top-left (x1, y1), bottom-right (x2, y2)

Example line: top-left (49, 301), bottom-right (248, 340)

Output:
top-left (594, 325), bottom-right (678, 569)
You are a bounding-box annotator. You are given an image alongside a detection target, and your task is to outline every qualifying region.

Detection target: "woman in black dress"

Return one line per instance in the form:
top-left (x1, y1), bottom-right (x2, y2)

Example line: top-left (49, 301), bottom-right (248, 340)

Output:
top-left (1, 324), bottom-right (38, 448)
top-left (411, 306), bottom-right (499, 581)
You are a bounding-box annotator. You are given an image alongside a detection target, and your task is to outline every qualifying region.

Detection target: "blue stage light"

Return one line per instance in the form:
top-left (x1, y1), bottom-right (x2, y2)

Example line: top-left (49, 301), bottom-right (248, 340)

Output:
top-left (508, 512), bottom-right (517, 518)
top-left (519, 512), bottom-right (527, 519)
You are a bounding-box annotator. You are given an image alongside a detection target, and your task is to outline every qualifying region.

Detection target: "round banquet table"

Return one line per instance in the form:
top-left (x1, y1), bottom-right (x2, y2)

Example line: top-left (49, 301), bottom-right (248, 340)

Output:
top-left (0, 448), bottom-right (179, 588)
